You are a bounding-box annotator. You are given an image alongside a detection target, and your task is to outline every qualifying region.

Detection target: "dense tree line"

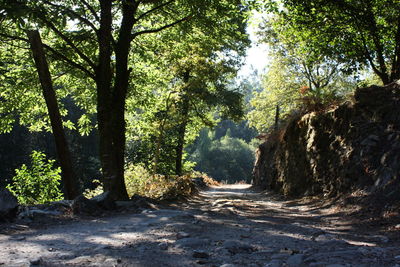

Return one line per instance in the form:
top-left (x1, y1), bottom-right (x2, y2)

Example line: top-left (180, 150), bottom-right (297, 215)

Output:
top-left (0, 0), bottom-right (256, 199)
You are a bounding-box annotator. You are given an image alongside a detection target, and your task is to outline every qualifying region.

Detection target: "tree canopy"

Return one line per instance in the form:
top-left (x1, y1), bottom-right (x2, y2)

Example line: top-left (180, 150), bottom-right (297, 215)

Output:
top-left (268, 0), bottom-right (400, 85)
top-left (0, 0), bottom-right (253, 199)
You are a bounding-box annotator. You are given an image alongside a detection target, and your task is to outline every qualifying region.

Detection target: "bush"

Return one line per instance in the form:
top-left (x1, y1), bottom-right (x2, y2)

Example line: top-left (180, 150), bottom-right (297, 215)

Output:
top-left (125, 164), bottom-right (195, 200)
top-left (84, 164), bottom-right (197, 200)
top-left (6, 150), bottom-right (64, 205)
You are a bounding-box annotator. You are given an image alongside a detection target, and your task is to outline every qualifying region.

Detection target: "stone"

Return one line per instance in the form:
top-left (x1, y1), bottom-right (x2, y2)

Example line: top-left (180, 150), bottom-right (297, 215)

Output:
top-left (10, 259), bottom-right (31, 267)
top-left (287, 254), bottom-right (304, 267)
top-left (30, 257), bottom-right (42, 265)
top-left (223, 240), bottom-right (255, 254)
top-left (264, 260), bottom-right (283, 267)
top-left (72, 194), bottom-right (99, 215)
top-left (91, 191), bottom-right (116, 210)
top-left (19, 208), bottom-right (62, 219)
top-left (177, 232), bottom-right (191, 239)
top-left (175, 238), bottom-right (210, 248)
top-left (0, 188), bottom-right (18, 222)
top-left (314, 234), bottom-right (336, 242)
top-left (158, 242), bottom-right (168, 250)
top-left (271, 254), bottom-right (289, 260)
top-left (103, 258), bottom-right (119, 266)
top-left (192, 250), bottom-right (209, 259)
top-left (131, 195), bottom-right (157, 209)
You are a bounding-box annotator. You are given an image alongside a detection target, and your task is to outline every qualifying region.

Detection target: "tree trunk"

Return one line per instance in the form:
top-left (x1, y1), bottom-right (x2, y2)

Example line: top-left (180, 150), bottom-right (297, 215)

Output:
top-left (27, 30), bottom-right (79, 200)
top-left (175, 71), bottom-right (190, 176)
top-left (274, 104), bottom-right (280, 130)
top-left (95, 0), bottom-right (139, 200)
top-left (96, 0), bottom-right (129, 200)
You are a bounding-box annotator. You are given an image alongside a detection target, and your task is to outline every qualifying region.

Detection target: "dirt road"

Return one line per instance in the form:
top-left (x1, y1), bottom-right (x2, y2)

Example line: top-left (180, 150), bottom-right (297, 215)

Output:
top-left (0, 184), bottom-right (399, 266)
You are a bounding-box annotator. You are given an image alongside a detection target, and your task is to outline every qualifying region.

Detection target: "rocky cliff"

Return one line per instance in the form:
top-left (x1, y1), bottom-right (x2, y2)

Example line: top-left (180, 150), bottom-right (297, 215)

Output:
top-left (253, 82), bottom-right (400, 200)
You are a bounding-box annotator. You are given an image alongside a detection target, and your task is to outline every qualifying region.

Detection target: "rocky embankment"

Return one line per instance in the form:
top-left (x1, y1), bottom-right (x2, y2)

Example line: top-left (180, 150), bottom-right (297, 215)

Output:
top-left (253, 82), bottom-right (400, 202)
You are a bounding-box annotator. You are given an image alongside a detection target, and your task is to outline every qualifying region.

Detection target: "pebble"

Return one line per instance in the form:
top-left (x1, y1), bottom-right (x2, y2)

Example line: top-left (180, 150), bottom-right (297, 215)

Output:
top-left (223, 240), bottom-right (254, 254)
top-left (30, 258), bottom-right (42, 265)
top-left (287, 254), bottom-right (304, 267)
top-left (271, 254), bottom-right (289, 260)
top-left (158, 242), bottom-right (168, 250)
top-left (176, 232), bottom-right (190, 239)
top-left (175, 237), bottom-right (210, 248)
top-left (314, 234), bottom-right (337, 242)
top-left (263, 259), bottom-right (282, 267)
top-left (103, 258), bottom-right (119, 266)
top-left (10, 259), bottom-right (31, 267)
top-left (192, 250), bottom-right (209, 259)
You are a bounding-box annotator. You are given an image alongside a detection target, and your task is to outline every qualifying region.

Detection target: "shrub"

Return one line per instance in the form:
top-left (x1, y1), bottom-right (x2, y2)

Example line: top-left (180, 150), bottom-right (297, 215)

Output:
top-left (6, 150), bottom-right (64, 205)
top-left (84, 164), bottom-right (197, 200)
top-left (125, 164), bottom-right (195, 200)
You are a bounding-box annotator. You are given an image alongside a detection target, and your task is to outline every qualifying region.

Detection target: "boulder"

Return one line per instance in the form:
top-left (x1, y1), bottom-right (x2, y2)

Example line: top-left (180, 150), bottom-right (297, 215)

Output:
top-left (0, 188), bottom-right (19, 222)
top-left (71, 195), bottom-right (99, 215)
top-left (91, 192), bottom-right (116, 210)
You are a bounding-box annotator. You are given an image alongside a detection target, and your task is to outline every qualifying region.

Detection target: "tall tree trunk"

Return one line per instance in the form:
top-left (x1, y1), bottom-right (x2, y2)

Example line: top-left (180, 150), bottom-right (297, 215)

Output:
top-left (96, 0), bottom-right (128, 200)
top-left (27, 30), bottom-right (79, 200)
top-left (95, 0), bottom-right (138, 200)
top-left (175, 71), bottom-right (190, 176)
top-left (175, 96), bottom-right (190, 176)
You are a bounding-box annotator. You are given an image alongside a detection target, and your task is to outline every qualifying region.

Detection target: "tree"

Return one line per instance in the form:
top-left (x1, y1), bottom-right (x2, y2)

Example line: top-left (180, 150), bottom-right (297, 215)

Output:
top-left (27, 30), bottom-right (78, 199)
top-left (247, 55), bottom-right (302, 132)
top-left (272, 0), bottom-right (400, 85)
top-left (125, 18), bottom-right (249, 176)
top-left (247, 11), bottom-right (358, 133)
top-left (1, 0), bottom-right (252, 199)
top-left (188, 128), bottom-right (255, 183)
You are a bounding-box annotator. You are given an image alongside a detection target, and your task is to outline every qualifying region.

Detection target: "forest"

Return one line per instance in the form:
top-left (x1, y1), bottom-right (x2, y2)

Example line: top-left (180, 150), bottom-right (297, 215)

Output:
top-left (0, 0), bottom-right (399, 205)
top-left (1, 1), bottom-right (400, 266)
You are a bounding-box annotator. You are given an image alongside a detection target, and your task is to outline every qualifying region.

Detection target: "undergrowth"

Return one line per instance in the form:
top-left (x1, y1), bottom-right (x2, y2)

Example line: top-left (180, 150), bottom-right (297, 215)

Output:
top-left (84, 165), bottom-right (218, 200)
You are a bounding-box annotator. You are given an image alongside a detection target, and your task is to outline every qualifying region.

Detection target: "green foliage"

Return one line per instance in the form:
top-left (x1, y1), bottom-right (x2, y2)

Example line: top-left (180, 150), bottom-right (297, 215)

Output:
top-left (248, 13), bottom-right (358, 132)
top-left (189, 128), bottom-right (256, 183)
top-left (125, 164), bottom-right (195, 200)
top-left (6, 150), bottom-right (63, 204)
top-left (125, 21), bottom-right (249, 175)
top-left (85, 164), bottom-right (196, 200)
top-left (269, 0), bottom-right (400, 84)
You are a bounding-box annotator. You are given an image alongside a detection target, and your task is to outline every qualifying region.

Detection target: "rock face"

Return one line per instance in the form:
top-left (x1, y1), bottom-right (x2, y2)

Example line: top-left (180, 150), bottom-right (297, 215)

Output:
top-left (253, 82), bottom-right (400, 198)
top-left (0, 188), bottom-right (19, 221)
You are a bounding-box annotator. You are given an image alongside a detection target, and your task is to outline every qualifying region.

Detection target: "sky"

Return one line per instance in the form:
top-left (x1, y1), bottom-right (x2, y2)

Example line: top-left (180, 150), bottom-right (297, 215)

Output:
top-left (237, 12), bottom-right (271, 80)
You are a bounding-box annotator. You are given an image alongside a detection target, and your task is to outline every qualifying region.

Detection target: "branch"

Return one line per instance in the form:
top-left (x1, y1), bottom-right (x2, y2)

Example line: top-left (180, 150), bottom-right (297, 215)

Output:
top-left (131, 15), bottom-right (191, 39)
top-left (360, 32), bottom-right (382, 76)
top-left (189, 98), bottom-right (213, 127)
top-left (43, 43), bottom-right (96, 79)
top-left (0, 32), bottom-right (95, 79)
top-left (79, 0), bottom-right (100, 22)
top-left (135, 0), bottom-right (174, 22)
top-left (42, 0), bottom-right (98, 34)
top-left (39, 16), bottom-right (96, 70)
